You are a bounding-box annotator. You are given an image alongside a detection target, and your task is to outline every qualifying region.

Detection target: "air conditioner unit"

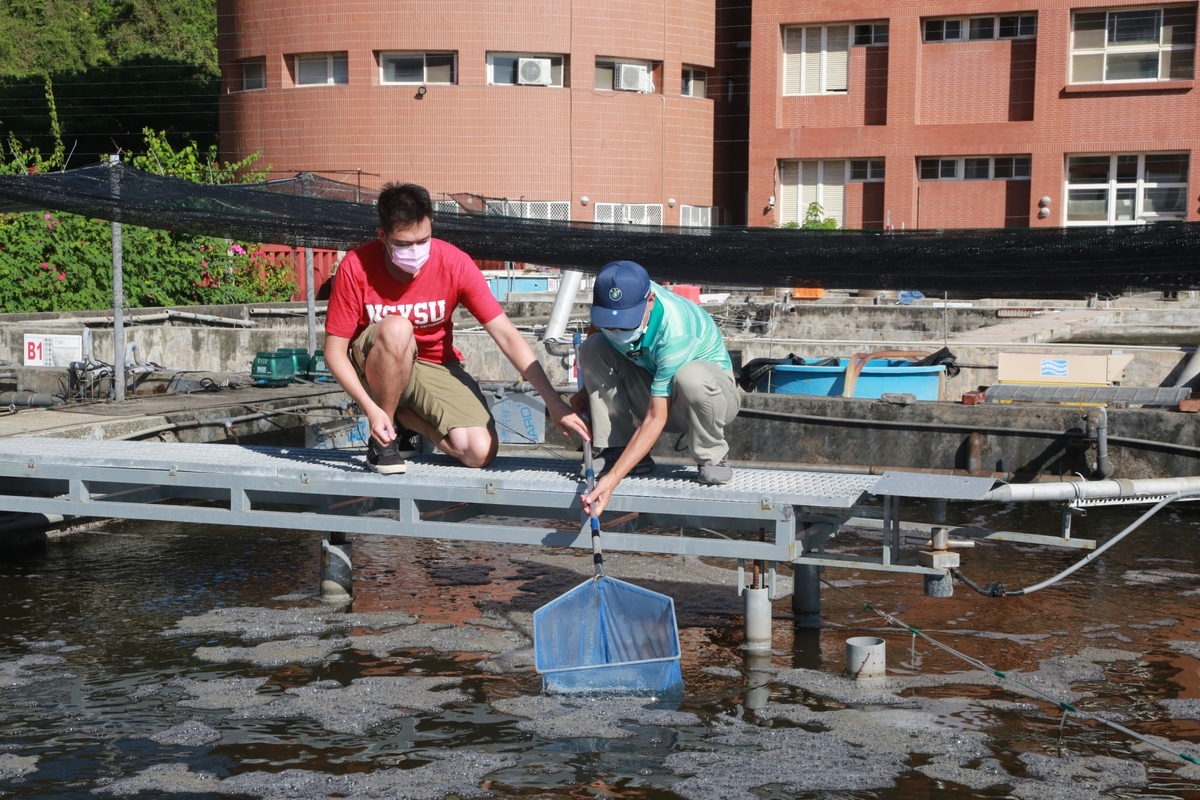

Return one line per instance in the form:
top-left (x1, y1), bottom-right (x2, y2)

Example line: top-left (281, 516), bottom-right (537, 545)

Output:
top-left (614, 63), bottom-right (651, 92)
top-left (517, 57), bottom-right (553, 85)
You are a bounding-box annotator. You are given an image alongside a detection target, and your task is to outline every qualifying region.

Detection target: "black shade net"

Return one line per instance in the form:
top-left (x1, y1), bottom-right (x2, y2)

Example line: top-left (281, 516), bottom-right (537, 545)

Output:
top-left (2, 163), bottom-right (1200, 297)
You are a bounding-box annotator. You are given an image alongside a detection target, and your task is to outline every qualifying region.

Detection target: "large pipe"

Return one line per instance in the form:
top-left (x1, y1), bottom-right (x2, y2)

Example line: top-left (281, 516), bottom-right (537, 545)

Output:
top-left (0, 391), bottom-right (64, 407)
top-left (1173, 345), bottom-right (1200, 387)
top-left (542, 269), bottom-right (584, 344)
top-left (987, 475), bottom-right (1200, 503)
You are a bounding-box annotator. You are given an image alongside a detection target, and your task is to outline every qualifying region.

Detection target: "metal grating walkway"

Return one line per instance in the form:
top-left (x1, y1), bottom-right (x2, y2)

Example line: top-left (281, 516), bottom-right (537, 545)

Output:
top-left (986, 384), bottom-right (1192, 407)
top-left (0, 438), bottom-right (883, 563)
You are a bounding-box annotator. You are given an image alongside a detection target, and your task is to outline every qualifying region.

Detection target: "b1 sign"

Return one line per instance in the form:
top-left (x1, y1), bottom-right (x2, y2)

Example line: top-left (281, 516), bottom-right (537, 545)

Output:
top-left (23, 334), bottom-right (83, 367)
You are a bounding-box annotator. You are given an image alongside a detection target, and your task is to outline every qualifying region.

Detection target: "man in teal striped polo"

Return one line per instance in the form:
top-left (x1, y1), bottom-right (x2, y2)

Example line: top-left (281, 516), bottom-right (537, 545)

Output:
top-left (573, 260), bottom-right (740, 518)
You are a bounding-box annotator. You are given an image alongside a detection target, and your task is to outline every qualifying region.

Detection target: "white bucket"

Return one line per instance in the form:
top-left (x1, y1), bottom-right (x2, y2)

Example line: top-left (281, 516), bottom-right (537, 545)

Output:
top-left (845, 636), bottom-right (886, 680)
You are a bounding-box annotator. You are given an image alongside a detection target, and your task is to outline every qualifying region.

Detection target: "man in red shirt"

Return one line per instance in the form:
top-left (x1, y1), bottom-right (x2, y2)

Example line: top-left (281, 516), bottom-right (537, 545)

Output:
top-left (324, 183), bottom-right (588, 474)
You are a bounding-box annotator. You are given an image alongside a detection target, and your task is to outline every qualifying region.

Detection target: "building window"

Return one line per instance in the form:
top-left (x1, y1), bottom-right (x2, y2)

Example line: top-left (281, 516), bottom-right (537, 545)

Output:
top-left (924, 15), bottom-right (1036, 42)
top-left (853, 22), bottom-right (890, 45)
top-left (593, 203), bottom-right (664, 226)
top-left (1066, 153), bottom-right (1189, 224)
top-left (1071, 7), bottom-right (1195, 83)
top-left (240, 58), bottom-right (266, 91)
top-left (595, 59), bottom-right (656, 92)
top-left (294, 53), bottom-right (348, 86)
top-left (380, 52), bottom-right (456, 84)
top-left (490, 53), bottom-right (565, 87)
top-left (919, 156), bottom-right (1031, 180)
top-left (783, 25), bottom-right (850, 95)
top-left (682, 67), bottom-right (707, 97)
top-left (779, 160), bottom-right (846, 227)
top-left (849, 159), bottom-right (885, 181)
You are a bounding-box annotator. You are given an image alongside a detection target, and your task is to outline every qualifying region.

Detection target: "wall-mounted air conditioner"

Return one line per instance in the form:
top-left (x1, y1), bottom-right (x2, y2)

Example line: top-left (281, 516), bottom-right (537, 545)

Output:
top-left (614, 63), bottom-right (652, 92)
top-left (518, 57), bottom-right (553, 85)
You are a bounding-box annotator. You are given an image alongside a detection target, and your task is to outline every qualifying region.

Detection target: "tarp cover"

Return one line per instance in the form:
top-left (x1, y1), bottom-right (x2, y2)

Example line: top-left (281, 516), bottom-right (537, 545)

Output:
top-left (3, 163), bottom-right (1200, 295)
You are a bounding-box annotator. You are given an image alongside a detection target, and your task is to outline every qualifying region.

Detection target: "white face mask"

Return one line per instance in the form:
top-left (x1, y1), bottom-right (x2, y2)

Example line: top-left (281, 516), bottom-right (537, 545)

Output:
top-left (386, 240), bottom-right (431, 274)
top-left (601, 326), bottom-right (643, 349)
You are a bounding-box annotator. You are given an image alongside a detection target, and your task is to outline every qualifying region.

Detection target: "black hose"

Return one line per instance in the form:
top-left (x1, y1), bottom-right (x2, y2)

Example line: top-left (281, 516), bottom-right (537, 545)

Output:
top-left (949, 567), bottom-right (1006, 598)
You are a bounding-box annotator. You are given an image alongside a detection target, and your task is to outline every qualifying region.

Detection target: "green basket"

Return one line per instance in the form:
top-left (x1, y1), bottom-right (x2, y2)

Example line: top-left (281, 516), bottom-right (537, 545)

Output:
top-left (251, 351), bottom-right (294, 387)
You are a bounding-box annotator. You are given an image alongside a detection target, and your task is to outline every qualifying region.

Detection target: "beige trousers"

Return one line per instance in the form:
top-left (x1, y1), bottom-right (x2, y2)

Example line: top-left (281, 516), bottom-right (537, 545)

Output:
top-left (579, 334), bottom-right (739, 466)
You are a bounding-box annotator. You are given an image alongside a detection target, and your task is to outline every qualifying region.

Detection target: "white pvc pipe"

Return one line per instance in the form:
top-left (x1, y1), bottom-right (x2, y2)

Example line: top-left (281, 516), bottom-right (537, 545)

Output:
top-left (986, 475), bottom-right (1200, 504)
top-left (743, 587), bottom-right (773, 651)
top-left (845, 636), bottom-right (886, 680)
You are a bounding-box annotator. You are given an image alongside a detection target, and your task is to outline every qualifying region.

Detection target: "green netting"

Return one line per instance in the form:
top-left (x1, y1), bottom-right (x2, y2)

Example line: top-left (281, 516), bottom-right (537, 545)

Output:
top-left (2, 163), bottom-right (1200, 296)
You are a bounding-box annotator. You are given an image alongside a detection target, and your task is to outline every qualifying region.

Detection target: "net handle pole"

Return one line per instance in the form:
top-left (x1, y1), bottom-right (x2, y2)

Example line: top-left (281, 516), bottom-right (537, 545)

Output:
top-left (574, 330), bottom-right (603, 577)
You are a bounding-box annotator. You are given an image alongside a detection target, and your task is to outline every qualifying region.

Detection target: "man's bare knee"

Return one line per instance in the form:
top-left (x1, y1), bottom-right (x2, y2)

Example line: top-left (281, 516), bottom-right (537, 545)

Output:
top-left (375, 316), bottom-right (417, 358)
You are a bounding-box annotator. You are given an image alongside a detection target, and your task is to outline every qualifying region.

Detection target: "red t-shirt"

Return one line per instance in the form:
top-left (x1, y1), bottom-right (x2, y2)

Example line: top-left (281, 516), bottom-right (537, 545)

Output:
top-left (324, 238), bottom-right (503, 364)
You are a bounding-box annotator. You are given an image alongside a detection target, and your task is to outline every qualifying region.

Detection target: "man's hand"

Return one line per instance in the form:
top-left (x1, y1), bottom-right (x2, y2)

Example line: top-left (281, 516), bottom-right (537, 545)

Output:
top-left (582, 474), bottom-right (615, 518)
top-left (569, 389), bottom-right (589, 416)
top-left (548, 395), bottom-right (590, 442)
top-left (366, 405), bottom-right (395, 445)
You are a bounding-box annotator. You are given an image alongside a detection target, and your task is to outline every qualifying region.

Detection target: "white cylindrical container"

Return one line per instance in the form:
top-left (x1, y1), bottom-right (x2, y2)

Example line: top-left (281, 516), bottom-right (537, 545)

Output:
top-left (743, 587), bottom-right (773, 651)
top-left (845, 636), bottom-right (886, 680)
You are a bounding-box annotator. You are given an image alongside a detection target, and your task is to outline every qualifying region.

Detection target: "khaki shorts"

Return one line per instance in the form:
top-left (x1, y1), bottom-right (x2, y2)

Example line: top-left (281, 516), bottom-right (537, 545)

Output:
top-left (350, 323), bottom-right (495, 437)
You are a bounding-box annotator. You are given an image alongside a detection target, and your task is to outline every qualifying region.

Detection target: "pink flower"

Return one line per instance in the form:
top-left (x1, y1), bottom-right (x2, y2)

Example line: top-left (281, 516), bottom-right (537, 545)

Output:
top-left (43, 214), bottom-right (51, 220)
top-left (230, 243), bottom-right (246, 255)
top-left (201, 259), bottom-right (208, 267)
top-left (57, 272), bottom-right (65, 282)
top-left (40, 262), bottom-right (49, 269)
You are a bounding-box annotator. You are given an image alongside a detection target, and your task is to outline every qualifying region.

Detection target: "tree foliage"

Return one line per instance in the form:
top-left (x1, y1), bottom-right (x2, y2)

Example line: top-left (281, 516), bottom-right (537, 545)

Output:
top-left (0, 129), bottom-right (293, 314)
top-left (0, 0), bottom-right (218, 77)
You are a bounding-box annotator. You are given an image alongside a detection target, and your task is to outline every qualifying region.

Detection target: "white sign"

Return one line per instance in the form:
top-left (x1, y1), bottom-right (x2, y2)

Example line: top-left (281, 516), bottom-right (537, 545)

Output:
top-left (23, 334), bottom-right (83, 367)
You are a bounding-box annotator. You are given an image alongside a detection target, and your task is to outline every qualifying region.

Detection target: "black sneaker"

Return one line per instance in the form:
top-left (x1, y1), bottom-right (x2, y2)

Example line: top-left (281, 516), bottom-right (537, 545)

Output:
top-left (583, 446), bottom-right (655, 479)
top-left (367, 437), bottom-right (409, 475)
top-left (391, 422), bottom-right (421, 458)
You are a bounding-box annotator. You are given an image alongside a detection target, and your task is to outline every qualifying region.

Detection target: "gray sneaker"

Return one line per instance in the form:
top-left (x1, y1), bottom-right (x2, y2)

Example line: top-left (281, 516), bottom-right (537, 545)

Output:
top-left (697, 456), bottom-right (733, 485)
top-left (583, 446), bottom-right (655, 479)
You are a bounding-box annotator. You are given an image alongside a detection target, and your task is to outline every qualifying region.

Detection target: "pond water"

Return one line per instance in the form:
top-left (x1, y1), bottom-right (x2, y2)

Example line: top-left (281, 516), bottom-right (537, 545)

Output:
top-left (1, 499), bottom-right (1198, 799)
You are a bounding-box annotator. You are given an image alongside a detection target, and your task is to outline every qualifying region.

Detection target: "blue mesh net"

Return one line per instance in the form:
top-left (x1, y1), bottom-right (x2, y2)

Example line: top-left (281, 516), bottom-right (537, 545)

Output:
top-left (533, 576), bottom-right (682, 695)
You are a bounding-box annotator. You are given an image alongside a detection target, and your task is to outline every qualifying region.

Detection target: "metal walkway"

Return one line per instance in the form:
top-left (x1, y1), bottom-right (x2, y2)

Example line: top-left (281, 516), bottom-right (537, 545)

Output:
top-left (0, 438), bottom-right (1123, 583)
top-left (986, 384), bottom-right (1191, 407)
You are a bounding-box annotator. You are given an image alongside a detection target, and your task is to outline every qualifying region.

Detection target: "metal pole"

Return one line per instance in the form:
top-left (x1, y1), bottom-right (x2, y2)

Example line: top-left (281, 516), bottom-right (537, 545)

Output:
top-left (301, 174), bottom-right (317, 356)
top-left (791, 563), bottom-right (822, 628)
top-left (321, 531), bottom-right (352, 604)
top-left (108, 155), bottom-right (125, 403)
top-left (305, 246), bottom-right (317, 355)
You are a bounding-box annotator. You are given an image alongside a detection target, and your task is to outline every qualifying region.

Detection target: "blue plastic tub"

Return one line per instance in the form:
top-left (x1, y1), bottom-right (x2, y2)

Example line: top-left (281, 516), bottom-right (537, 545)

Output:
top-left (757, 359), bottom-right (945, 400)
top-left (533, 576), bottom-right (683, 696)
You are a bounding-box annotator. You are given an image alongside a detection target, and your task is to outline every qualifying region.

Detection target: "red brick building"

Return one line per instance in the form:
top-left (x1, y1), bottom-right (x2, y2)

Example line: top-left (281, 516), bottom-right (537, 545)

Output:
top-left (216, 0), bottom-right (721, 226)
top-left (749, 0), bottom-right (1200, 229)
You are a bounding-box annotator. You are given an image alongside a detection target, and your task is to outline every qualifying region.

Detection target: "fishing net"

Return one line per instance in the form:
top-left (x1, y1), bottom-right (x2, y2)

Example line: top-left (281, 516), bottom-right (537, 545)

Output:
top-left (2, 162), bottom-right (1200, 296)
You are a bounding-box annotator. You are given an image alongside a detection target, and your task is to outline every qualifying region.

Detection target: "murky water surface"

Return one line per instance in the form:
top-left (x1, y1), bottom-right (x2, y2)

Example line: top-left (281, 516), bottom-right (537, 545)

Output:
top-left (1, 500), bottom-right (1199, 799)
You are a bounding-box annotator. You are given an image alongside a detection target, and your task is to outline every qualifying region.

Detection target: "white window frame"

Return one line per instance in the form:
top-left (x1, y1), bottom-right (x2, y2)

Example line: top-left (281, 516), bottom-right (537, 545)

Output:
top-left (379, 52), bottom-right (456, 85)
top-left (593, 203), bottom-right (664, 226)
top-left (849, 159), bottom-right (886, 181)
top-left (783, 24), bottom-right (850, 95)
top-left (1070, 6), bottom-right (1195, 84)
top-left (853, 22), bottom-right (890, 46)
top-left (240, 58), bottom-right (266, 91)
top-left (1064, 152), bottom-right (1189, 225)
top-left (924, 15), bottom-right (1037, 42)
top-left (919, 156), bottom-right (1031, 180)
top-left (488, 53), bottom-right (565, 87)
top-left (682, 67), bottom-right (707, 97)
top-left (778, 159), bottom-right (847, 227)
top-left (294, 52), bottom-right (348, 86)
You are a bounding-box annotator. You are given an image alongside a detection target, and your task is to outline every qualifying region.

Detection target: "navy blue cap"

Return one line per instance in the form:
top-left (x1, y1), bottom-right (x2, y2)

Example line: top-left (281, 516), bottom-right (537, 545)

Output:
top-left (591, 260), bottom-right (651, 329)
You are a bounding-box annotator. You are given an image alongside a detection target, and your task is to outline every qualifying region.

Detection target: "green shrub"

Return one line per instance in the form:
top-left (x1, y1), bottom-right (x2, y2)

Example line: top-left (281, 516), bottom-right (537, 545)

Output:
top-left (0, 128), bottom-right (294, 313)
